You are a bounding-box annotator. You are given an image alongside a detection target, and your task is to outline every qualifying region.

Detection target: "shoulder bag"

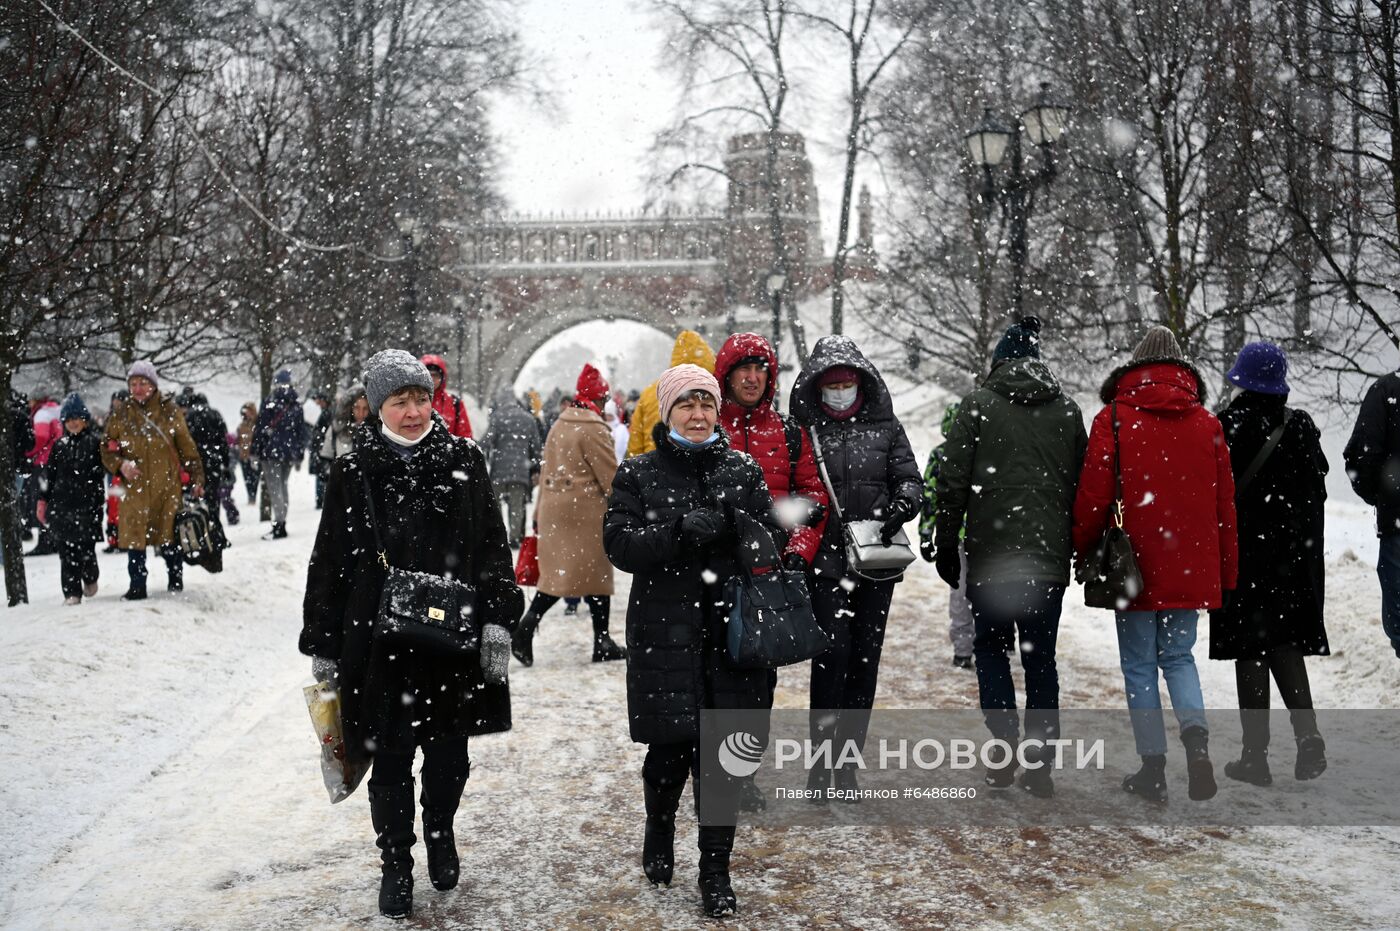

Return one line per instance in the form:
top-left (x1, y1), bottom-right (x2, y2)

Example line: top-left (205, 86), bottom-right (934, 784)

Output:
top-left (1081, 402), bottom-right (1145, 609)
top-left (361, 472), bottom-right (480, 654)
top-left (724, 508), bottom-right (829, 669)
top-left (808, 426), bottom-right (916, 581)
top-left (1235, 411), bottom-right (1296, 493)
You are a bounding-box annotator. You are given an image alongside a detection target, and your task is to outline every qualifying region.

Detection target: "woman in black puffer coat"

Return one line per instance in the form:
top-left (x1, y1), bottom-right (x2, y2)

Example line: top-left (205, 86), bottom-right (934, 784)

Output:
top-left (301, 351), bottom-right (522, 920)
top-left (603, 363), bottom-right (784, 919)
top-left (1210, 342), bottom-right (1329, 786)
top-left (789, 336), bottom-right (922, 799)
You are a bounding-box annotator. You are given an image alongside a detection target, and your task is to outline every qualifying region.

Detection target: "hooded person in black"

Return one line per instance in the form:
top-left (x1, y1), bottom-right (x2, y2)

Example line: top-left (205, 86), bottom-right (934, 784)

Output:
top-left (788, 336), bottom-right (922, 801)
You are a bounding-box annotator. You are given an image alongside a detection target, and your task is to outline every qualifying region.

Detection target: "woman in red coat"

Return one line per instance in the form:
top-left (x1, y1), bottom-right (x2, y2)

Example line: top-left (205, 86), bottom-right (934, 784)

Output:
top-left (1072, 326), bottom-right (1238, 805)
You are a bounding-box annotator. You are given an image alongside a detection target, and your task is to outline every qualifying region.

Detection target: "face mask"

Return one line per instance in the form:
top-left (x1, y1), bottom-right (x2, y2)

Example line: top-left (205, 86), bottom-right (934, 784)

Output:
top-left (821, 385), bottom-right (859, 411)
top-left (668, 428), bottom-right (720, 449)
top-left (381, 422), bottom-right (430, 448)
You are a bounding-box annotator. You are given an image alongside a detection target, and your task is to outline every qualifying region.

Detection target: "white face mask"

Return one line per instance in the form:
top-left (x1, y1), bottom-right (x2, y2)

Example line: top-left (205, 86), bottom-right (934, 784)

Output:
top-left (821, 385), bottom-right (859, 411)
top-left (381, 422), bottom-right (430, 448)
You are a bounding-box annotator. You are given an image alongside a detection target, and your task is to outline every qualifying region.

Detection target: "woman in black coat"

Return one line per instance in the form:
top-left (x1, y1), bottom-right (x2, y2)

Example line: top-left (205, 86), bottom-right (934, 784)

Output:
top-left (1210, 342), bottom-right (1328, 786)
top-left (44, 394), bottom-right (105, 604)
top-left (788, 337), bottom-right (922, 799)
top-left (300, 351), bottom-right (522, 920)
top-left (603, 363), bottom-right (784, 919)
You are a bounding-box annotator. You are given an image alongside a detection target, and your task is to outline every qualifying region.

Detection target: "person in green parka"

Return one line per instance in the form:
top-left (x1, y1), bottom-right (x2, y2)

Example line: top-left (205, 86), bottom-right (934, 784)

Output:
top-left (918, 402), bottom-right (974, 669)
top-left (935, 316), bottom-right (1088, 797)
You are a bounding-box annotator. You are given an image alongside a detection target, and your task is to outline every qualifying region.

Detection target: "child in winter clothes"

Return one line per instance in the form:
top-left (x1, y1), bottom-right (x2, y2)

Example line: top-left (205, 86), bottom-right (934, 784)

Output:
top-left (918, 402), bottom-right (974, 669)
top-left (43, 394), bottom-right (105, 604)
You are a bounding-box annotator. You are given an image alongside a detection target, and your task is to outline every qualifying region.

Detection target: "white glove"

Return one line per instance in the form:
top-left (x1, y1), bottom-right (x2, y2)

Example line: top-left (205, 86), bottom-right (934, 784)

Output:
top-left (480, 624), bottom-right (511, 685)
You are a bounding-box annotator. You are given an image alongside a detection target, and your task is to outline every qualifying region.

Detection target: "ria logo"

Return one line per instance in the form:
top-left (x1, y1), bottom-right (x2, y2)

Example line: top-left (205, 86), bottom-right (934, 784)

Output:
top-left (717, 732), bottom-right (765, 777)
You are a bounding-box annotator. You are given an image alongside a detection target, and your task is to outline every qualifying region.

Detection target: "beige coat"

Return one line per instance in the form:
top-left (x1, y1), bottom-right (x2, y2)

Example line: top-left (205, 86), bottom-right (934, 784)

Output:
top-left (536, 405), bottom-right (618, 596)
top-left (101, 390), bottom-right (205, 549)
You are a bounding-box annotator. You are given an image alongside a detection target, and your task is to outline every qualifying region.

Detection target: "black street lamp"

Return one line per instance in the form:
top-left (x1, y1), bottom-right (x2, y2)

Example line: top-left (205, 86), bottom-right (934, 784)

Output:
top-left (396, 216), bottom-right (423, 350)
top-left (964, 83), bottom-right (1070, 317)
top-left (766, 268), bottom-right (787, 410)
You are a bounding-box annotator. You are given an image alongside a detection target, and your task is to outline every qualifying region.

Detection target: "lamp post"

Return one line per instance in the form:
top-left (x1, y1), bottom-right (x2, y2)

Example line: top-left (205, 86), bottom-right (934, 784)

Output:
top-left (476, 292), bottom-right (497, 401)
top-left (766, 268), bottom-right (787, 410)
top-left (963, 83), bottom-right (1070, 317)
top-left (396, 216), bottom-right (423, 350)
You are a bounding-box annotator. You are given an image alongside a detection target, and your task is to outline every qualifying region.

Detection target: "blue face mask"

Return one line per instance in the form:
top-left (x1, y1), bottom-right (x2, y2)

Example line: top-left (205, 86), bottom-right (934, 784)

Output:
top-left (668, 428), bottom-right (720, 449)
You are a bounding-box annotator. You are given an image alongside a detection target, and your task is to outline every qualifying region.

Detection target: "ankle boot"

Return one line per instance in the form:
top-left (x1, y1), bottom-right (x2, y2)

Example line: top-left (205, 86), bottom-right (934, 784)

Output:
top-left (1181, 726), bottom-right (1217, 801)
top-left (1295, 734), bottom-right (1327, 781)
top-left (1122, 754), bottom-right (1168, 803)
top-left (642, 779), bottom-right (684, 886)
top-left (592, 632), bottom-right (627, 662)
top-left (1224, 746), bottom-right (1273, 787)
top-left (512, 609), bottom-right (542, 666)
top-left (697, 826), bottom-right (737, 917)
top-left (368, 778), bottom-right (417, 919)
top-left (736, 775), bottom-right (766, 812)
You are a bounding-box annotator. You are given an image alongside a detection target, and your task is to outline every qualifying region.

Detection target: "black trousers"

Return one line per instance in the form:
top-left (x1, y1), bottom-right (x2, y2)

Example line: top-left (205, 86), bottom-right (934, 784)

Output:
top-left (58, 539), bottom-right (99, 598)
top-left (643, 741), bottom-right (736, 860)
top-left (526, 592), bottom-right (611, 635)
top-left (1234, 646), bottom-right (1320, 750)
top-left (967, 581), bottom-right (1065, 745)
top-left (808, 577), bottom-right (896, 755)
top-left (128, 545), bottom-right (182, 587)
top-left (370, 736), bottom-right (472, 817)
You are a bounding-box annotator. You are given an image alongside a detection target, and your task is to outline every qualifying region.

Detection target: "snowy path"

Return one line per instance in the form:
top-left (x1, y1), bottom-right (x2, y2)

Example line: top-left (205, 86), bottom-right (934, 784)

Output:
top-left (2, 485), bottom-right (1397, 929)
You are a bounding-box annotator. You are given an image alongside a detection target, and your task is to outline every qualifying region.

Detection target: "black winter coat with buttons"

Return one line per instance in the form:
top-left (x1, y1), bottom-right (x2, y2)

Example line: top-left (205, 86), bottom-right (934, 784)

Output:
top-left (604, 424), bottom-right (785, 746)
top-left (300, 420), bottom-right (524, 765)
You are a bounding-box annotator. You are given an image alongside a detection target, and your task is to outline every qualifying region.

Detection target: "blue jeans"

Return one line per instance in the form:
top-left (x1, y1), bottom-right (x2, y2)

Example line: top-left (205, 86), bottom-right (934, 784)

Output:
top-left (1381, 535), bottom-right (1400, 658)
top-left (1115, 609), bottom-right (1208, 756)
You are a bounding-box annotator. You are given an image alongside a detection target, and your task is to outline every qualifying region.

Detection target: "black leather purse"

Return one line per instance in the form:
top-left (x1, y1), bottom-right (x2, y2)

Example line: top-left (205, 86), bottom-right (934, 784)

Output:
top-left (362, 474), bottom-right (479, 654)
top-left (1081, 402), bottom-right (1145, 609)
top-left (724, 508), bottom-right (829, 669)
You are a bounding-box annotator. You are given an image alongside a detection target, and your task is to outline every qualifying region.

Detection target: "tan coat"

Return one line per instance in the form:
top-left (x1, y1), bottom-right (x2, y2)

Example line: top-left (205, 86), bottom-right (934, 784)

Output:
top-left (536, 405), bottom-right (618, 596)
top-left (101, 390), bottom-right (205, 549)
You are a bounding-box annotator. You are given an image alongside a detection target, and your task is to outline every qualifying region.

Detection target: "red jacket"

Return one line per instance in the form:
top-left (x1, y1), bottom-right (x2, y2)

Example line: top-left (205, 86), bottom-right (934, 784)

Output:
top-left (1072, 360), bottom-right (1238, 610)
top-left (421, 354), bottom-right (473, 439)
top-left (714, 332), bottom-right (829, 563)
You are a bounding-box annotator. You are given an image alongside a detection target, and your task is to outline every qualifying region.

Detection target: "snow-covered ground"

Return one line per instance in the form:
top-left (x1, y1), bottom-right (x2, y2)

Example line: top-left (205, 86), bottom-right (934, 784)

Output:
top-left (2, 434), bottom-right (1397, 928)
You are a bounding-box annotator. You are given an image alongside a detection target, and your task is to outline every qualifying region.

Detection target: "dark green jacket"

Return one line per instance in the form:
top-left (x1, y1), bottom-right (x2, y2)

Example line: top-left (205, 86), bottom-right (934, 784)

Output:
top-left (935, 358), bottom-right (1087, 585)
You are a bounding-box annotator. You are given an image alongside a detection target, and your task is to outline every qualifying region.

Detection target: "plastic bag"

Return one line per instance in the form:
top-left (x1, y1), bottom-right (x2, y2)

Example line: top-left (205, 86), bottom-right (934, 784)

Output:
top-left (303, 682), bottom-right (369, 804)
top-left (514, 535), bottom-right (540, 587)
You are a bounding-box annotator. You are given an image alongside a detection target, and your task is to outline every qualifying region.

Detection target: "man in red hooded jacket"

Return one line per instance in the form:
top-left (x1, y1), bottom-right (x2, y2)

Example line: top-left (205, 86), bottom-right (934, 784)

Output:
top-left (421, 354), bottom-right (473, 439)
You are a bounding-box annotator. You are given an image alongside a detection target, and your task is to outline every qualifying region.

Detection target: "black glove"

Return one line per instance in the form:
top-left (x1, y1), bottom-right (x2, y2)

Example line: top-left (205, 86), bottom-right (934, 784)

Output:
top-left (934, 539), bottom-right (961, 589)
top-left (919, 537), bottom-right (936, 564)
top-left (880, 497), bottom-right (917, 544)
top-left (679, 508), bottom-right (727, 547)
top-left (782, 552), bottom-right (808, 573)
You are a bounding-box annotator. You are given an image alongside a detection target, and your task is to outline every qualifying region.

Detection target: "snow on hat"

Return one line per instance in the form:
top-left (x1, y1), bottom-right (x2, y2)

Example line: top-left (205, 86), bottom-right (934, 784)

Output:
top-left (992, 315), bottom-right (1043, 363)
top-left (657, 363), bottom-right (721, 420)
top-left (127, 360), bottom-right (159, 386)
top-left (1227, 341), bottom-right (1290, 396)
top-left (274, 368), bottom-right (294, 386)
top-left (576, 363), bottom-right (610, 404)
top-left (362, 349), bottom-right (433, 413)
top-left (818, 365), bottom-right (861, 387)
top-left (59, 393), bottom-right (90, 422)
top-left (1129, 325), bottom-right (1184, 363)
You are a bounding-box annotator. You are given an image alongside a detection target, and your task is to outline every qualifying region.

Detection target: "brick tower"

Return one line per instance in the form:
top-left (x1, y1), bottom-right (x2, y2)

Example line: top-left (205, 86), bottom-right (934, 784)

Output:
top-left (724, 131), bottom-right (823, 305)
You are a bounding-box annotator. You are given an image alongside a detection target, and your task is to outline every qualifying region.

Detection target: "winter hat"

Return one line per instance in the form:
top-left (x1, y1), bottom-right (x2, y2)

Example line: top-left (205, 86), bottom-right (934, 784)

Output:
top-left (111, 389), bottom-right (129, 402)
top-left (362, 349), bottom-right (433, 412)
top-left (576, 364), bottom-right (610, 405)
top-left (126, 360), bottom-right (159, 387)
top-left (818, 365), bottom-right (861, 388)
top-left (657, 363), bottom-right (721, 420)
top-left (733, 354), bottom-right (770, 372)
top-left (992, 315), bottom-right (1043, 363)
top-left (1129, 325), bottom-right (1183, 363)
top-left (1227, 341), bottom-right (1290, 396)
top-left (273, 368), bottom-right (294, 386)
top-left (59, 393), bottom-right (90, 422)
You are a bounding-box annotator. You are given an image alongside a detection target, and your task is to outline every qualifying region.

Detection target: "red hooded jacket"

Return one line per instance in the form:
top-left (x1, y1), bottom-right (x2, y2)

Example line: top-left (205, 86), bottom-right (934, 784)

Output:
top-left (421, 354), bottom-right (472, 439)
top-left (714, 332), bottom-right (829, 564)
top-left (1072, 360), bottom-right (1239, 610)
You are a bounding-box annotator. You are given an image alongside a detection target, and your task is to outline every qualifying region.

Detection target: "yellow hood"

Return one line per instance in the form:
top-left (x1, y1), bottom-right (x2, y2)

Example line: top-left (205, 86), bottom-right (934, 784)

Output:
top-left (670, 330), bottom-right (716, 373)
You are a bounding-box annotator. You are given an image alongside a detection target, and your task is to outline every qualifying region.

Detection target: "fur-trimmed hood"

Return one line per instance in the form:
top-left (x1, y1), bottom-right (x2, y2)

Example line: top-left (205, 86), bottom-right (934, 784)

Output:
top-left (1100, 356), bottom-right (1208, 406)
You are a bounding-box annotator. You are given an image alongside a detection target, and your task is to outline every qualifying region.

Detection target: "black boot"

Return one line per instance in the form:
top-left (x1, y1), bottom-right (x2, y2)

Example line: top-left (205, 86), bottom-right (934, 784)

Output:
top-left (984, 760), bottom-right (1018, 789)
top-left (420, 798), bottom-right (462, 892)
top-left (833, 766), bottom-right (861, 803)
top-left (952, 654), bottom-right (974, 670)
top-left (805, 764), bottom-right (831, 805)
top-left (697, 826), bottom-right (737, 918)
top-left (368, 778), bottom-right (416, 919)
top-left (1017, 747), bottom-right (1055, 799)
top-left (1295, 734), bottom-right (1327, 781)
top-left (736, 775), bottom-right (766, 812)
top-left (643, 779), bottom-right (684, 886)
top-left (1224, 746), bottom-right (1273, 787)
top-left (592, 632), bottom-right (627, 663)
top-left (121, 585), bottom-right (147, 601)
top-left (1181, 726), bottom-right (1217, 801)
top-left (1122, 754), bottom-right (1168, 803)
top-left (512, 608), bottom-right (542, 666)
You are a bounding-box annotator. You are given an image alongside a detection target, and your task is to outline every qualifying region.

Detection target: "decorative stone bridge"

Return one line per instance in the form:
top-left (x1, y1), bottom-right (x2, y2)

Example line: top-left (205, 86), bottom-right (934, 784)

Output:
top-left (438, 131), bottom-right (874, 397)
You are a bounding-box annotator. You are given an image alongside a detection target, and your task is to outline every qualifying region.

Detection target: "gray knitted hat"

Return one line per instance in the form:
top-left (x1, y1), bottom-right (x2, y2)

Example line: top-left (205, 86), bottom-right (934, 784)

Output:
top-left (362, 349), bottom-right (433, 412)
top-left (127, 360), bottom-right (159, 386)
top-left (1130, 325), bottom-right (1183, 363)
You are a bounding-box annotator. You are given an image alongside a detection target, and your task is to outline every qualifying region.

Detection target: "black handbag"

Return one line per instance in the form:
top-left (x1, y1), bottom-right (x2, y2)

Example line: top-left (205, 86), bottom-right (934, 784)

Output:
top-left (173, 497), bottom-right (216, 566)
top-left (1082, 402), bottom-right (1145, 609)
top-left (724, 508), bottom-right (829, 669)
top-left (362, 474), bottom-right (480, 654)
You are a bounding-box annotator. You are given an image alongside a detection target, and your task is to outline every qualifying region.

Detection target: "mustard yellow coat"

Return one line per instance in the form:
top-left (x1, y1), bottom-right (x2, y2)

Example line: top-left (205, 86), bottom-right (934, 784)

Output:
top-left (101, 391), bottom-right (204, 549)
top-left (626, 330), bottom-right (716, 458)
